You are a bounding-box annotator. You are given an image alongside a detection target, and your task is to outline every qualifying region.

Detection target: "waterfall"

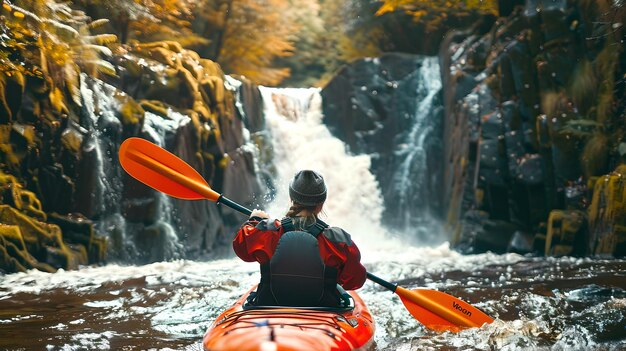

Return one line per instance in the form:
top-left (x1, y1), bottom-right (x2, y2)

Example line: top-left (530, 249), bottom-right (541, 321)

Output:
top-left (259, 87), bottom-right (387, 249)
top-left (142, 111), bottom-right (189, 259)
top-left (390, 56), bottom-right (444, 241)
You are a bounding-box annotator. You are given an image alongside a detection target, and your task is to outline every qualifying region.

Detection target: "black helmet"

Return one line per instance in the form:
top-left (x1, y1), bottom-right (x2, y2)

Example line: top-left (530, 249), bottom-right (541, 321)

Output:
top-left (289, 170), bottom-right (327, 206)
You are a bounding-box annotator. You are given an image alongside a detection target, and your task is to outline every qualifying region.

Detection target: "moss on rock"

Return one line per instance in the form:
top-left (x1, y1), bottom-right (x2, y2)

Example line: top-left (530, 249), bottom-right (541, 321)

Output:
top-left (117, 94), bottom-right (146, 127)
top-left (588, 165), bottom-right (626, 256)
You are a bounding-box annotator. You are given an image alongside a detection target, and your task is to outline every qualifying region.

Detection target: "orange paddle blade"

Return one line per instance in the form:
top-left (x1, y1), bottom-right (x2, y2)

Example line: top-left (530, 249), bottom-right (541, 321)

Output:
top-left (119, 138), bottom-right (220, 201)
top-left (395, 287), bottom-right (493, 332)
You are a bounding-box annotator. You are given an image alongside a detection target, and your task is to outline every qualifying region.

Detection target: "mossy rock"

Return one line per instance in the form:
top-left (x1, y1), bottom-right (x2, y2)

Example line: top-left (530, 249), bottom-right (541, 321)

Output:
top-left (0, 205), bottom-right (64, 258)
top-left (10, 123), bottom-right (39, 159)
top-left (544, 210), bottom-right (587, 256)
top-left (0, 224), bottom-right (55, 273)
top-left (193, 100), bottom-right (212, 121)
top-left (0, 170), bottom-right (18, 186)
top-left (1, 183), bottom-right (47, 221)
top-left (0, 125), bottom-right (21, 171)
top-left (199, 58), bottom-right (223, 77)
top-left (181, 55), bottom-right (203, 80)
top-left (146, 46), bottom-right (180, 68)
top-left (140, 100), bottom-right (171, 118)
top-left (201, 76), bottom-right (225, 106)
top-left (60, 125), bottom-right (83, 155)
top-left (177, 66), bottom-right (199, 107)
top-left (588, 165), bottom-right (626, 255)
top-left (142, 66), bottom-right (182, 105)
top-left (0, 209), bottom-right (92, 271)
top-left (0, 223), bottom-right (27, 251)
top-left (118, 55), bottom-right (143, 79)
top-left (135, 41), bottom-right (184, 54)
top-left (116, 93), bottom-right (146, 128)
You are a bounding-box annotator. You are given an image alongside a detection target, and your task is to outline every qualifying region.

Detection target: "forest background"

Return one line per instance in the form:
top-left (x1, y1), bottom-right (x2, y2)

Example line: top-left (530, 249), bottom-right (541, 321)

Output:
top-left (1, 0), bottom-right (500, 87)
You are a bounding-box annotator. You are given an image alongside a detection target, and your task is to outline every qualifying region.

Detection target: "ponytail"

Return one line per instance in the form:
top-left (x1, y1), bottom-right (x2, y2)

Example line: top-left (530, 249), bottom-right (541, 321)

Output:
top-left (286, 202), bottom-right (321, 229)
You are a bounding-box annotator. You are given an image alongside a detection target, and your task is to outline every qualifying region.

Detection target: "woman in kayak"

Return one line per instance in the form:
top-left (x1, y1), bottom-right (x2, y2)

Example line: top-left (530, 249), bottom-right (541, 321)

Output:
top-left (233, 170), bottom-right (367, 307)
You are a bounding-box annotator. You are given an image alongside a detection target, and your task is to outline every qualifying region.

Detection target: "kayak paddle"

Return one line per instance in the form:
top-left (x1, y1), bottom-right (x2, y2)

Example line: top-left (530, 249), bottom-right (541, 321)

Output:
top-left (118, 137), bottom-right (494, 332)
top-left (367, 272), bottom-right (493, 331)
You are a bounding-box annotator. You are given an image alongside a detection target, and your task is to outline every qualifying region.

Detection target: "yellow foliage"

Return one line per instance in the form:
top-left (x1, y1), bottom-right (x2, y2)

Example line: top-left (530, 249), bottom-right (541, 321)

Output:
top-left (375, 0), bottom-right (498, 31)
top-left (2, 0), bottom-right (118, 113)
top-left (196, 0), bottom-right (299, 86)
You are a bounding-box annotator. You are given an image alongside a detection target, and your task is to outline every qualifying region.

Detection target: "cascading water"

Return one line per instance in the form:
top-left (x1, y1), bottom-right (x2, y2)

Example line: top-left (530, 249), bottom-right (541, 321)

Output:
top-left (79, 74), bottom-right (131, 259)
top-left (1, 79), bottom-right (625, 351)
top-left (79, 75), bottom-right (184, 261)
top-left (390, 57), bottom-right (444, 241)
top-left (141, 111), bottom-right (189, 259)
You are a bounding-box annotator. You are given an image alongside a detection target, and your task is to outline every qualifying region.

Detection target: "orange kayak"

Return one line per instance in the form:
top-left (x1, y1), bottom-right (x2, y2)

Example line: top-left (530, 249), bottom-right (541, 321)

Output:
top-left (202, 287), bottom-right (375, 351)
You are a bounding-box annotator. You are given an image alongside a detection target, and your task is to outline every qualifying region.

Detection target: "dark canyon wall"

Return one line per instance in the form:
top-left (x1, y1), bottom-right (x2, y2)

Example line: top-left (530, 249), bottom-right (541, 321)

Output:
top-left (443, 0), bottom-right (626, 256)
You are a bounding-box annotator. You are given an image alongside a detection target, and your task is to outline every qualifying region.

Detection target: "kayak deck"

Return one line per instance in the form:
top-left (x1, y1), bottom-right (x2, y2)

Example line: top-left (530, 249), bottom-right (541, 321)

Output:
top-left (203, 287), bottom-right (375, 351)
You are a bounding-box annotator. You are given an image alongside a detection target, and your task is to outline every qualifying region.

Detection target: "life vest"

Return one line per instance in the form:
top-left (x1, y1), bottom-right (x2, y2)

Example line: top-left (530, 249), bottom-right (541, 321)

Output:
top-left (253, 217), bottom-right (339, 307)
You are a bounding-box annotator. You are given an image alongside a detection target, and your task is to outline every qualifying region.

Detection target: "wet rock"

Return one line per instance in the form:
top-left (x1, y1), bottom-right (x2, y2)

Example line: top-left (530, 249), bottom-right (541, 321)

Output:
top-left (0, 71), bottom-right (25, 123)
top-left (236, 78), bottom-right (265, 133)
top-left (441, 1), bottom-right (622, 257)
top-left (39, 164), bottom-right (75, 214)
top-left (507, 230), bottom-right (537, 254)
top-left (134, 223), bottom-right (169, 264)
top-left (321, 53), bottom-right (444, 230)
top-left (48, 213), bottom-right (107, 263)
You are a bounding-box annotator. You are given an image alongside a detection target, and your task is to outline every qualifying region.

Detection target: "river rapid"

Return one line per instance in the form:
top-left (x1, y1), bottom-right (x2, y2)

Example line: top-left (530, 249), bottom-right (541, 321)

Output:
top-left (2, 60), bottom-right (626, 350)
top-left (1, 248), bottom-right (625, 350)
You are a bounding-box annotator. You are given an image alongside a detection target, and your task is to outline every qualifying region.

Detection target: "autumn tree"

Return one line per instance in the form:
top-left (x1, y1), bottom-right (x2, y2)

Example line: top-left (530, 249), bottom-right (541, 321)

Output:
top-left (1, 1), bottom-right (116, 111)
top-left (190, 0), bottom-right (299, 86)
top-left (277, 0), bottom-right (345, 87)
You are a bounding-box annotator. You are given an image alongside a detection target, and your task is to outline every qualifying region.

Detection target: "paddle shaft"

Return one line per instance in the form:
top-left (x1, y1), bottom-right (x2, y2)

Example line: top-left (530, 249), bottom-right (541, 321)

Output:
top-left (366, 272), bottom-right (398, 292)
top-left (218, 196), bottom-right (254, 216)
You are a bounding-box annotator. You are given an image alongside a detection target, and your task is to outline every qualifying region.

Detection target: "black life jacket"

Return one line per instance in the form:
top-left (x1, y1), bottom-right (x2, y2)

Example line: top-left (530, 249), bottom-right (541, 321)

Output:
top-left (253, 217), bottom-right (340, 307)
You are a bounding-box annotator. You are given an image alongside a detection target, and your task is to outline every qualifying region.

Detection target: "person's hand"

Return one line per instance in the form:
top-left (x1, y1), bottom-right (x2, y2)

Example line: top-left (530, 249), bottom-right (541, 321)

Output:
top-left (250, 209), bottom-right (270, 219)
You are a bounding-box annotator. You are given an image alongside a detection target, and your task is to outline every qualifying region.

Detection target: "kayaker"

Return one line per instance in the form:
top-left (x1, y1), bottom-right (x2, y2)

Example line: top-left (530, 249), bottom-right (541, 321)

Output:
top-left (233, 170), bottom-right (367, 307)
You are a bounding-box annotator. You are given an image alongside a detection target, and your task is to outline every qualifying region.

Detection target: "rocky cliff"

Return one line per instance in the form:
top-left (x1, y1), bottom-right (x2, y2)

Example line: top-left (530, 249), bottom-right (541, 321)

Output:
top-left (0, 3), bottom-right (265, 273)
top-left (442, 0), bottom-right (625, 256)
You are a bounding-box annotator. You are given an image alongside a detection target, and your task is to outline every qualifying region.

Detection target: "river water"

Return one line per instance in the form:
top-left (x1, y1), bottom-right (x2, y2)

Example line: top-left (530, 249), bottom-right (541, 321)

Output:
top-left (1, 250), bottom-right (625, 350)
top-left (2, 62), bottom-right (626, 350)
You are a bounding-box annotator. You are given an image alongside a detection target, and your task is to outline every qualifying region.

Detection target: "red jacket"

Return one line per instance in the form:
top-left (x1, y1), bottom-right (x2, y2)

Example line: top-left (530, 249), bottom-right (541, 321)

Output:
top-left (233, 217), bottom-right (367, 290)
